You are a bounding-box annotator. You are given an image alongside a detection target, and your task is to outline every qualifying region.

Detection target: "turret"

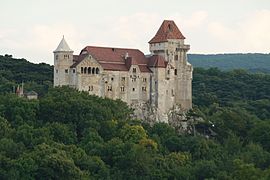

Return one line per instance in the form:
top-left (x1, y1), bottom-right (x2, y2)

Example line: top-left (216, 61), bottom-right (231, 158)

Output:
top-left (53, 36), bottom-right (74, 86)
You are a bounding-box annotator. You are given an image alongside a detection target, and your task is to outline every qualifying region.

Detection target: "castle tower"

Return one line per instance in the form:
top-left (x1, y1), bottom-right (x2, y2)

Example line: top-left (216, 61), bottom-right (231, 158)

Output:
top-left (149, 20), bottom-right (193, 110)
top-left (53, 36), bottom-right (74, 87)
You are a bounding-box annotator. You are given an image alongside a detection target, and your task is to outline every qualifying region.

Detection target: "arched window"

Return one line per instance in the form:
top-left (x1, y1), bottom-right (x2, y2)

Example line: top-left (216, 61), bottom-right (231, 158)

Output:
top-left (84, 67), bottom-right (87, 74)
top-left (174, 69), bottom-right (177, 75)
top-left (88, 67), bottom-right (91, 74)
top-left (96, 68), bottom-right (99, 74)
top-left (92, 67), bottom-right (95, 74)
top-left (81, 67), bottom-right (83, 73)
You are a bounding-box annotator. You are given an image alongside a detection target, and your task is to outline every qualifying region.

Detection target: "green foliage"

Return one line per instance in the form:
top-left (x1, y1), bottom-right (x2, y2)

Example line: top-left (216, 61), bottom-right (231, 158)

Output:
top-left (0, 55), bottom-right (53, 95)
top-left (188, 53), bottom-right (270, 73)
top-left (0, 56), bottom-right (269, 179)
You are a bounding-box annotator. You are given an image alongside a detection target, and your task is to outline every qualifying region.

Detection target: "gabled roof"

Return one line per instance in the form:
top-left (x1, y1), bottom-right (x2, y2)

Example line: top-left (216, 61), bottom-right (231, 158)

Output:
top-left (149, 20), bottom-right (185, 44)
top-left (72, 46), bottom-right (152, 72)
top-left (82, 46), bottom-right (147, 64)
top-left (147, 55), bottom-right (167, 68)
top-left (54, 36), bottom-right (73, 53)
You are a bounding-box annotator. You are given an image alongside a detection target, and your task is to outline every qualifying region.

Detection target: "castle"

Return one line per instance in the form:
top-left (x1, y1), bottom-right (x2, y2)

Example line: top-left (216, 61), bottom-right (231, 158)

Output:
top-left (53, 20), bottom-right (193, 122)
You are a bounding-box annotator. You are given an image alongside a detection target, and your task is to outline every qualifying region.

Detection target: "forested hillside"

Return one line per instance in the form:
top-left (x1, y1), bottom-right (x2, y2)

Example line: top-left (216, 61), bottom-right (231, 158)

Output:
top-left (188, 53), bottom-right (270, 73)
top-left (0, 56), bottom-right (270, 179)
top-left (0, 54), bottom-right (53, 96)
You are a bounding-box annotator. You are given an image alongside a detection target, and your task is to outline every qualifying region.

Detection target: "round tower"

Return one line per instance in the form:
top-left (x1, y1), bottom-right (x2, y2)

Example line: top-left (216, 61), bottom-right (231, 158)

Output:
top-left (53, 36), bottom-right (74, 87)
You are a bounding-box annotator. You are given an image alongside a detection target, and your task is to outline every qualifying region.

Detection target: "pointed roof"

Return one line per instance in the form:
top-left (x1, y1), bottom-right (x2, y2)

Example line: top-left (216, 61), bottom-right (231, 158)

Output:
top-left (54, 36), bottom-right (73, 53)
top-left (149, 20), bottom-right (185, 44)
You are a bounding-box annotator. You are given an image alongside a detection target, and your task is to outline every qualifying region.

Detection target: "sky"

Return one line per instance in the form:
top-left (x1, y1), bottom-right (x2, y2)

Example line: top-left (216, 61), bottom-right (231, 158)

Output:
top-left (1, 0), bottom-right (270, 65)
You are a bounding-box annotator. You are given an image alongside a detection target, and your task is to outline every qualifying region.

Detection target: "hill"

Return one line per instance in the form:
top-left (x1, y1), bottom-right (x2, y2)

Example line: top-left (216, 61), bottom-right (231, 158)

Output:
top-left (0, 54), bottom-right (53, 95)
top-left (0, 55), bottom-right (270, 179)
top-left (188, 53), bottom-right (270, 73)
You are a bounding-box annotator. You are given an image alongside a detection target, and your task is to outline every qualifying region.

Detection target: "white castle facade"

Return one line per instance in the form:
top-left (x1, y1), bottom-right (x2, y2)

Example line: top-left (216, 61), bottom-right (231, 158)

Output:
top-left (53, 20), bottom-right (193, 122)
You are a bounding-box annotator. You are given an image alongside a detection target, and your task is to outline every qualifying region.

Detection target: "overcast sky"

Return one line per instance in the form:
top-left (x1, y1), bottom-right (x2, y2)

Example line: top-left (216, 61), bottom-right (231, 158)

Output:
top-left (1, 0), bottom-right (270, 64)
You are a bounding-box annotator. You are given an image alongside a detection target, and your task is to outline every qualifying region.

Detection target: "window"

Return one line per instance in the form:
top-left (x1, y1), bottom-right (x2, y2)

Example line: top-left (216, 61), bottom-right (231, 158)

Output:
top-left (96, 68), bottom-right (100, 74)
top-left (168, 24), bottom-right (172, 31)
top-left (142, 87), bottom-right (146, 92)
top-left (133, 68), bottom-right (136, 73)
top-left (167, 69), bottom-right (170, 74)
top-left (56, 69), bottom-right (58, 73)
top-left (88, 67), bottom-right (91, 74)
top-left (174, 69), bottom-right (177, 75)
top-left (121, 77), bottom-right (125, 82)
top-left (132, 88), bottom-right (135, 91)
top-left (92, 67), bottom-right (95, 74)
top-left (171, 89), bottom-right (174, 96)
top-left (88, 86), bottom-right (93, 91)
top-left (56, 55), bottom-right (58, 60)
top-left (120, 86), bottom-right (125, 92)
top-left (107, 86), bottom-right (112, 91)
top-left (84, 67), bottom-right (87, 74)
top-left (73, 69), bottom-right (76, 73)
top-left (111, 77), bottom-right (114, 81)
top-left (65, 69), bottom-right (68, 73)
top-left (174, 55), bottom-right (178, 61)
top-left (81, 67), bottom-right (83, 73)
top-left (143, 78), bottom-right (147, 82)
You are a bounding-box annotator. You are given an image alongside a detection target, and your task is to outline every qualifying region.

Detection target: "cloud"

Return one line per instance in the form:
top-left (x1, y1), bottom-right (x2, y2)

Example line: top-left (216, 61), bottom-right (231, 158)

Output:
top-left (1, 9), bottom-right (270, 64)
top-left (0, 24), bottom-right (82, 64)
top-left (207, 9), bottom-right (270, 53)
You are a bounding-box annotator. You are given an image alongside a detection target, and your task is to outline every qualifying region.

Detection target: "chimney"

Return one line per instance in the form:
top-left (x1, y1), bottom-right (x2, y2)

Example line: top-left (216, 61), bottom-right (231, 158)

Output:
top-left (125, 52), bottom-right (129, 59)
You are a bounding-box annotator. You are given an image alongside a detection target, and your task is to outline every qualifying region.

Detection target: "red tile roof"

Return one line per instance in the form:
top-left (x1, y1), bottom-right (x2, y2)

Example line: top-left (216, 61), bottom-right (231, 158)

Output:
top-left (99, 63), bottom-right (128, 71)
top-left (72, 46), bottom-right (153, 72)
top-left (73, 55), bottom-right (79, 62)
top-left (147, 55), bottom-right (167, 68)
top-left (70, 54), bottom-right (88, 68)
top-left (149, 20), bottom-right (185, 44)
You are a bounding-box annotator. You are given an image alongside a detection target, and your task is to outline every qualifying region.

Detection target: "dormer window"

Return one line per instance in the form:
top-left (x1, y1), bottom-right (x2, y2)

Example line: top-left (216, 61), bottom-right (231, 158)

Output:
top-left (168, 24), bottom-right (172, 31)
top-left (133, 68), bottom-right (136, 73)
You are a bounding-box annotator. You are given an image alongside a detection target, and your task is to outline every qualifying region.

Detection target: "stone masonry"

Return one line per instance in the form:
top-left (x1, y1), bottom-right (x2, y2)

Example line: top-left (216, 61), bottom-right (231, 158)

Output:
top-left (53, 20), bottom-right (193, 123)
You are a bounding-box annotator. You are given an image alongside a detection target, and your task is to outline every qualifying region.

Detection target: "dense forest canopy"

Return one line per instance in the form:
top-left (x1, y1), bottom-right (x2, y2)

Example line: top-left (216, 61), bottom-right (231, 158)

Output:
top-left (0, 55), bottom-right (270, 179)
top-left (188, 53), bottom-right (270, 73)
top-left (0, 54), bottom-right (53, 96)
